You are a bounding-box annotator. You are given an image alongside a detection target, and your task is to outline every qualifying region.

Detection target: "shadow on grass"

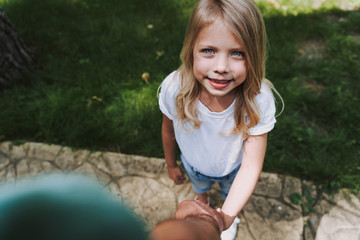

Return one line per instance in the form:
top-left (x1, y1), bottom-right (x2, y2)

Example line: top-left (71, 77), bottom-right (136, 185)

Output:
top-left (1, 0), bottom-right (189, 156)
top-left (1, 0), bottom-right (359, 190)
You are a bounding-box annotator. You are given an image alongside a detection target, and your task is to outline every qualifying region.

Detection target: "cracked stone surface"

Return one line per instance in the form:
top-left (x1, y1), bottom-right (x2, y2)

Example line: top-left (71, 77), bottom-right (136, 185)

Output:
top-left (0, 141), bottom-right (359, 239)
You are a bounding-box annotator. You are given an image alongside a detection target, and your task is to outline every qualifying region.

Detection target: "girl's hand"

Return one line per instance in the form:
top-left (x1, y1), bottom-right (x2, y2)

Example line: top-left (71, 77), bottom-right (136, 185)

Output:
top-left (167, 165), bottom-right (186, 185)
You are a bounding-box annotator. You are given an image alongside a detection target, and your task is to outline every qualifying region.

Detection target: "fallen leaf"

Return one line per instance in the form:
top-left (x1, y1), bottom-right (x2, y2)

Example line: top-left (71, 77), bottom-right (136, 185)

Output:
top-left (156, 50), bottom-right (165, 59)
top-left (142, 72), bottom-right (150, 84)
top-left (92, 96), bottom-right (104, 102)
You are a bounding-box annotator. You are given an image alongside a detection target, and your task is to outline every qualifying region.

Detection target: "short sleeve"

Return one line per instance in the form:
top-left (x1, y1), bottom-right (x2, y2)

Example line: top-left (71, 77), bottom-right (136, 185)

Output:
top-left (158, 71), bottom-right (179, 120)
top-left (247, 83), bottom-right (277, 135)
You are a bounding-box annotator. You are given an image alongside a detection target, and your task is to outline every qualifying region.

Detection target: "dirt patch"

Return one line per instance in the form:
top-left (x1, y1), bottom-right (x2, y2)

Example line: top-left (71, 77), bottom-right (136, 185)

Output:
top-left (351, 34), bottom-right (360, 44)
top-left (298, 39), bottom-right (326, 60)
top-left (304, 79), bottom-right (326, 93)
top-left (326, 15), bottom-right (348, 24)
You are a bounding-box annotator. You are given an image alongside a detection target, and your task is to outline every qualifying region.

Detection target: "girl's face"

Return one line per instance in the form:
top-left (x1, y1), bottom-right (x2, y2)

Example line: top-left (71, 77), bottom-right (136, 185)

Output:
top-left (193, 20), bottom-right (247, 100)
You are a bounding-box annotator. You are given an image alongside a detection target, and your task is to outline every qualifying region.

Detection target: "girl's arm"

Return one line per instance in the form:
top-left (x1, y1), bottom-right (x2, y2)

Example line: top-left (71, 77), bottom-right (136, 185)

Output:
top-left (162, 114), bottom-right (186, 185)
top-left (220, 133), bottom-right (268, 229)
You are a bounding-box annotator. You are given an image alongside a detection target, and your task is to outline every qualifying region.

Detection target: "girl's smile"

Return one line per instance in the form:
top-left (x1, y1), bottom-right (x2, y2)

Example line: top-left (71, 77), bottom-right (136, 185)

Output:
top-left (206, 77), bottom-right (234, 89)
top-left (192, 19), bottom-right (247, 108)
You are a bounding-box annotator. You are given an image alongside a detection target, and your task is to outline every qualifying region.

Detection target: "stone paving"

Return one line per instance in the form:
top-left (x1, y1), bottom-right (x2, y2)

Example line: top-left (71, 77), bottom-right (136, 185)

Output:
top-left (0, 141), bottom-right (359, 240)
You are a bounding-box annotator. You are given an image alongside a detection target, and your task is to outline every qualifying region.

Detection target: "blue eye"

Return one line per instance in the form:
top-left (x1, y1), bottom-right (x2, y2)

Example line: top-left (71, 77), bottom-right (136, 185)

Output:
top-left (232, 51), bottom-right (245, 58)
top-left (201, 49), bottom-right (215, 54)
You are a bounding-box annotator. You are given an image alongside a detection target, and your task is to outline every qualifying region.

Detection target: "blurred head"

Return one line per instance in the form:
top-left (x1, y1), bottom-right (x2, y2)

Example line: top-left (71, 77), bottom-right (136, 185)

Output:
top-left (150, 218), bottom-right (220, 240)
top-left (0, 174), bottom-right (148, 240)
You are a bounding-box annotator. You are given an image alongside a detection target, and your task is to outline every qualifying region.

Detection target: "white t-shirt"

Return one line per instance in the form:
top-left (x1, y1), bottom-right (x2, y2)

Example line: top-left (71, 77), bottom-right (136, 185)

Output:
top-left (159, 71), bottom-right (276, 177)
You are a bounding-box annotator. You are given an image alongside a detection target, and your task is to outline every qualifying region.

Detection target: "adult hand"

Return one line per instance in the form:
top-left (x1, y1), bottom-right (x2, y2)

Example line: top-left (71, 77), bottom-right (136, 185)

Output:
top-left (216, 208), bottom-right (235, 230)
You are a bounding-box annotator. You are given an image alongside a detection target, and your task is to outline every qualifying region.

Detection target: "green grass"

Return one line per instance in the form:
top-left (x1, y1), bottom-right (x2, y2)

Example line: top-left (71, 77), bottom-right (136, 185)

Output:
top-left (0, 0), bottom-right (359, 191)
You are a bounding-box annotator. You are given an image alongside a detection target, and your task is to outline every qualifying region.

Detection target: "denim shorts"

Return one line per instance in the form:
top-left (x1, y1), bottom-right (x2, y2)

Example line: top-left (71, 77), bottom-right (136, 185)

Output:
top-left (182, 160), bottom-right (241, 199)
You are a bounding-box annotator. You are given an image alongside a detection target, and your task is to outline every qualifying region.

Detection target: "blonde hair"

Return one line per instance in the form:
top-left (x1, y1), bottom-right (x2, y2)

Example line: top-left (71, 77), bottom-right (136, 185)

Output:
top-left (176, 0), bottom-right (282, 136)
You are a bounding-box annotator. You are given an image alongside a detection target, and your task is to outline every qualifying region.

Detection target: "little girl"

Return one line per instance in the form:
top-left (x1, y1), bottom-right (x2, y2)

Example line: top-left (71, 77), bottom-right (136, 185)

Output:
top-left (159, 0), bottom-right (282, 238)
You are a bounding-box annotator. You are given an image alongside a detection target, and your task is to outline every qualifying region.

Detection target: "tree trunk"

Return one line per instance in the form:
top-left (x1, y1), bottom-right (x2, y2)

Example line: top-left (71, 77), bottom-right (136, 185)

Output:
top-left (0, 7), bottom-right (34, 88)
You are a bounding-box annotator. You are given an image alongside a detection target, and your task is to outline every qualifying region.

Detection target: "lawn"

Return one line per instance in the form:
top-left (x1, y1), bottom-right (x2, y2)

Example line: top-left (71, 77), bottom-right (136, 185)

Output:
top-left (1, 0), bottom-right (359, 191)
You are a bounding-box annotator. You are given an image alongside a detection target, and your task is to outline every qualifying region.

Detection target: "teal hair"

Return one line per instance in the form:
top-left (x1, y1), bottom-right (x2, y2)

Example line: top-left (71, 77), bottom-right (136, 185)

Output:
top-left (0, 174), bottom-right (148, 240)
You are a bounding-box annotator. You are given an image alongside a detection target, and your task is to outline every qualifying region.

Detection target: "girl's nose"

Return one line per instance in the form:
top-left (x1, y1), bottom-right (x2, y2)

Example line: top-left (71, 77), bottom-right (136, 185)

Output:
top-left (213, 55), bottom-right (229, 73)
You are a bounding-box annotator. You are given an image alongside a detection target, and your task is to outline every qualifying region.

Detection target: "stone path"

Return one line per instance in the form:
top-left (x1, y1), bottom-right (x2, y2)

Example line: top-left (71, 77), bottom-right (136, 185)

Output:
top-left (0, 141), bottom-right (359, 240)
